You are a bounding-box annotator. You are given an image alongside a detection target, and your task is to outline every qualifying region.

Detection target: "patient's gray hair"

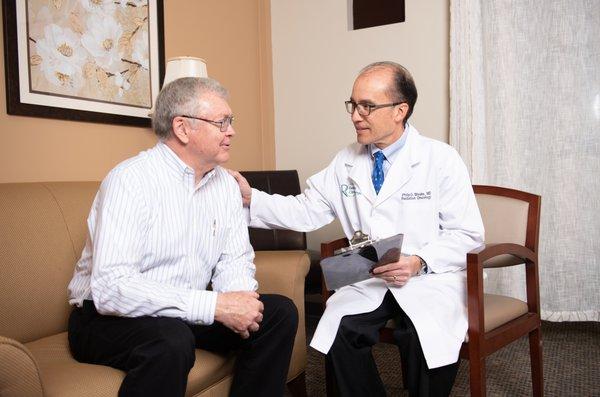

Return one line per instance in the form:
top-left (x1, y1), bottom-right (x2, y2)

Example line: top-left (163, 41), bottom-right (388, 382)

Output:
top-left (152, 77), bottom-right (228, 139)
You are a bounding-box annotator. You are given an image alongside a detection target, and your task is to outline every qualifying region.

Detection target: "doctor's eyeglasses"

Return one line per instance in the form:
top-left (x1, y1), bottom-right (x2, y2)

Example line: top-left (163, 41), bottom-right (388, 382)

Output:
top-left (180, 114), bottom-right (234, 132)
top-left (345, 101), bottom-right (404, 116)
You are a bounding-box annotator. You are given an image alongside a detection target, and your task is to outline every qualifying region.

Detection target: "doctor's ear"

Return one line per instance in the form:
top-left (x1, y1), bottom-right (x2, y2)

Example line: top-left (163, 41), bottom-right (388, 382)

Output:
top-left (394, 103), bottom-right (409, 123)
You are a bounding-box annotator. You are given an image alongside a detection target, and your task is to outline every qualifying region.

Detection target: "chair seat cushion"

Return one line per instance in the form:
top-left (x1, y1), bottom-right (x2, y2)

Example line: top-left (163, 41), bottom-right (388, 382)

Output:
top-left (25, 332), bottom-right (235, 397)
top-left (482, 293), bottom-right (529, 332)
top-left (384, 293), bottom-right (529, 338)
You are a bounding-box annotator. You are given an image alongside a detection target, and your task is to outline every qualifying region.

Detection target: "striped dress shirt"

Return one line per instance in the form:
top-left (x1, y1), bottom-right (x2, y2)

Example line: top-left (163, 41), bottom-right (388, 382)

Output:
top-left (68, 142), bottom-right (257, 325)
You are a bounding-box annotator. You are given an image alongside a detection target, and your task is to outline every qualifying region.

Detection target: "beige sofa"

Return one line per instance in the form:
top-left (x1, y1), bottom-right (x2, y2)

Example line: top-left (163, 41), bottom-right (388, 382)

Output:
top-left (0, 181), bottom-right (310, 397)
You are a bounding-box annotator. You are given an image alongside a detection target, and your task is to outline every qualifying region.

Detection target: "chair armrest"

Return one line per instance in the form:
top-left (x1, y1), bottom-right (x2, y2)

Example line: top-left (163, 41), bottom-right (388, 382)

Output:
top-left (253, 250), bottom-right (310, 382)
top-left (467, 243), bottom-right (537, 269)
top-left (320, 237), bottom-right (350, 303)
top-left (465, 243), bottom-right (541, 336)
top-left (0, 335), bottom-right (44, 397)
top-left (320, 237), bottom-right (350, 258)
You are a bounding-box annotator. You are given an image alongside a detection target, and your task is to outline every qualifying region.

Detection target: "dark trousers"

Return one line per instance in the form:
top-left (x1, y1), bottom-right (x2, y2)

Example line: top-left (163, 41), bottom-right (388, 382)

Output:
top-left (326, 291), bottom-right (459, 397)
top-left (68, 294), bottom-right (298, 397)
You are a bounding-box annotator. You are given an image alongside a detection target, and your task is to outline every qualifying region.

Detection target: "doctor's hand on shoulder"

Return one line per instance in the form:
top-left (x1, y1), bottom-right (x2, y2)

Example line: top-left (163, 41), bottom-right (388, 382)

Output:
top-left (227, 169), bottom-right (252, 207)
top-left (371, 255), bottom-right (423, 286)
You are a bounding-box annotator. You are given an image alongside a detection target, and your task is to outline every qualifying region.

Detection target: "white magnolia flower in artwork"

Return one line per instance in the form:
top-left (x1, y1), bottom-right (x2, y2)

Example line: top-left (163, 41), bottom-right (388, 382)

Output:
top-left (119, 0), bottom-right (148, 7)
top-left (79, 0), bottom-right (116, 15)
top-left (81, 14), bottom-right (124, 73)
top-left (35, 24), bottom-right (86, 89)
top-left (132, 30), bottom-right (149, 70)
top-left (114, 73), bottom-right (131, 97)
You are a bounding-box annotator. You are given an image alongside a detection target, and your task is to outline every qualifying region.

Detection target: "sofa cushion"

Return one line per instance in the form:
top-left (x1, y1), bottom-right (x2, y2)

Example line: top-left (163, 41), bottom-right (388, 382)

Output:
top-left (0, 183), bottom-right (84, 343)
top-left (26, 333), bottom-right (235, 397)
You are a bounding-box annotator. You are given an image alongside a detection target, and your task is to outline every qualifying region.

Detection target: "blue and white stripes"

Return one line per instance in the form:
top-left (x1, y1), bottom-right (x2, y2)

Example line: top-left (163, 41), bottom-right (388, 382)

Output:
top-left (68, 142), bottom-right (257, 325)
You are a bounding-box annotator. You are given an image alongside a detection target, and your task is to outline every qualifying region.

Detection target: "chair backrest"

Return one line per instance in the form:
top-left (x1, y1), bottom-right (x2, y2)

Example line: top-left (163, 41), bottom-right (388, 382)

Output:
top-left (0, 182), bottom-right (99, 343)
top-left (241, 170), bottom-right (307, 251)
top-left (473, 185), bottom-right (541, 254)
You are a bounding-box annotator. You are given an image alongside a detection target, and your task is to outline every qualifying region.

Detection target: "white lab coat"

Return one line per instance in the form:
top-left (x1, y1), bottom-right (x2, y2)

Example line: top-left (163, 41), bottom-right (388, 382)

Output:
top-left (249, 125), bottom-right (484, 369)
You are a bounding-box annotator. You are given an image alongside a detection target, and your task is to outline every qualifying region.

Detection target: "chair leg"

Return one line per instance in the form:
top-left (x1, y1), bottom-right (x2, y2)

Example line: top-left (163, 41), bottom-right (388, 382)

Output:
top-left (469, 357), bottom-right (486, 397)
top-left (529, 327), bottom-right (544, 397)
top-left (287, 371), bottom-right (307, 397)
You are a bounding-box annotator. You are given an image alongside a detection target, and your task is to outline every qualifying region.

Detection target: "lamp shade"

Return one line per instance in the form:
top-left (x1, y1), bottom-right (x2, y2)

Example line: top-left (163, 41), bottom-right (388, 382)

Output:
top-left (163, 56), bottom-right (208, 87)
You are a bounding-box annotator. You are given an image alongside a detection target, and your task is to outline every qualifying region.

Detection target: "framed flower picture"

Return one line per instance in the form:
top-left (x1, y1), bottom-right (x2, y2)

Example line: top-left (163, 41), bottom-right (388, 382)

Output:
top-left (2, 0), bottom-right (165, 127)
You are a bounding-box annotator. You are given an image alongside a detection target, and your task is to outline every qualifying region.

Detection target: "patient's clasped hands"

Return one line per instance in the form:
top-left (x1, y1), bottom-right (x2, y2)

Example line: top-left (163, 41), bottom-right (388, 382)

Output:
top-left (214, 291), bottom-right (264, 339)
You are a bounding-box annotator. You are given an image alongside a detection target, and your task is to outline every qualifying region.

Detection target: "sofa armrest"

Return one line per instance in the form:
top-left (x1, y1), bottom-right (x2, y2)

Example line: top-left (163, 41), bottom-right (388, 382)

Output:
top-left (254, 250), bottom-right (310, 297)
top-left (0, 335), bottom-right (44, 397)
top-left (253, 250), bottom-right (310, 382)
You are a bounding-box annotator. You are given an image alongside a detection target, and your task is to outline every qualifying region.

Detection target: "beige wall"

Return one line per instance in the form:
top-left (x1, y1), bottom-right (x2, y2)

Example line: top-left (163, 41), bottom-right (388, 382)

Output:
top-left (0, 0), bottom-right (274, 183)
top-left (271, 1), bottom-right (450, 251)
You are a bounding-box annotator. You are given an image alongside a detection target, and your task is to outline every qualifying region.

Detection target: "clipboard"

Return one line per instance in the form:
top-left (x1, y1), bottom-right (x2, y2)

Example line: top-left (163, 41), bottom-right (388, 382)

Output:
top-left (320, 232), bottom-right (404, 290)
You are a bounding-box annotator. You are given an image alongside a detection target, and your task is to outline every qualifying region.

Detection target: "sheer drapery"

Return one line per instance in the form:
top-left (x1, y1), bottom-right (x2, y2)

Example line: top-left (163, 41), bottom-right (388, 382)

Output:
top-left (450, 0), bottom-right (599, 321)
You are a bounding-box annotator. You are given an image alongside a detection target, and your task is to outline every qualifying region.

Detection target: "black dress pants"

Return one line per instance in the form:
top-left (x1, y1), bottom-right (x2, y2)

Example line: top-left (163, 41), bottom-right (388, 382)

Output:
top-left (68, 294), bottom-right (298, 397)
top-left (326, 290), bottom-right (459, 397)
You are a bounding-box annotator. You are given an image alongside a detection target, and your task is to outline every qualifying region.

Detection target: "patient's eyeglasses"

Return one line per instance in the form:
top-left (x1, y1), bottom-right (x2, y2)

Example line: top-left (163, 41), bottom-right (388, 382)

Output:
top-left (180, 114), bottom-right (234, 132)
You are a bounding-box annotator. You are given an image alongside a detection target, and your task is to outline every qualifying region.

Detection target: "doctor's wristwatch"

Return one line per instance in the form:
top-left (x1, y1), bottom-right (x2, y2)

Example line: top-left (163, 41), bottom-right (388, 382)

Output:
top-left (415, 255), bottom-right (428, 276)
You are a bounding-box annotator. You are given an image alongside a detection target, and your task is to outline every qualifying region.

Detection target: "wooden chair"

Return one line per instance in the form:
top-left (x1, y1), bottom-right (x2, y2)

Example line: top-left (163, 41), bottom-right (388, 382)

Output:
top-left (320, 185), bottom-right (542, 397)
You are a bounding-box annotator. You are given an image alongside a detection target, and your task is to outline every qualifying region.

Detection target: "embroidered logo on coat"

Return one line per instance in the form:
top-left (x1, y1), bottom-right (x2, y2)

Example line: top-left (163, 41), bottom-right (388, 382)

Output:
top-left (341, 184), bottom-right (362, 197)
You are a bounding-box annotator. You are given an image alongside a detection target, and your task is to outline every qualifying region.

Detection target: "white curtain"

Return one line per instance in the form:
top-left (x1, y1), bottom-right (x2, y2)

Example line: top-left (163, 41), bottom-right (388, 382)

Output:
top-left (450, 0), bottom-right (599, 321)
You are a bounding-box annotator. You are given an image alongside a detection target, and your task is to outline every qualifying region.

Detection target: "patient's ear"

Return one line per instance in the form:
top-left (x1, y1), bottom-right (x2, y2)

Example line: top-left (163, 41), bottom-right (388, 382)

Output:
top-left (171, 117), bottom-right (190, 144)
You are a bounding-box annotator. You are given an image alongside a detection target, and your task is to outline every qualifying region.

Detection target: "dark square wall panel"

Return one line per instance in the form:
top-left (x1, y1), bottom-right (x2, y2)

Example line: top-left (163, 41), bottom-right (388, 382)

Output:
top-left (353, 0), bottom-right (405, 30)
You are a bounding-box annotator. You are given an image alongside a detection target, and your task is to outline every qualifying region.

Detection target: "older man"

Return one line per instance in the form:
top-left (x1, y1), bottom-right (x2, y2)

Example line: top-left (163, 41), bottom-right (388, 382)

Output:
top-left (67, 77), bottom-right (298, 397)
top-left (230, 62), bottom-right (484, 396)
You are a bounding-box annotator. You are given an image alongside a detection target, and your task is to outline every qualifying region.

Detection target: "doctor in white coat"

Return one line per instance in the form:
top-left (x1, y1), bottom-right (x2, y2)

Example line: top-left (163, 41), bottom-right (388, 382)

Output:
top-left (230, 62), bottom-right (484, 397)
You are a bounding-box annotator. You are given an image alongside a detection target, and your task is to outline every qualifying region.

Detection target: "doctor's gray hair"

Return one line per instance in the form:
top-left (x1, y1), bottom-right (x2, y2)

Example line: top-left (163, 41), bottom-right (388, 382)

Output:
top-left (360, 61), bottom-right (418, 122)
top-left (152, 77), bottom-right (229, 139)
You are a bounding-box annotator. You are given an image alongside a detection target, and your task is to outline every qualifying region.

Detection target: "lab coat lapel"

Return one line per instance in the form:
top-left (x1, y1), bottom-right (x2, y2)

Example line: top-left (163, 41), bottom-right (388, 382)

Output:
top-left (346, 146), bottom-right (376, 205)
top-left (375, 127), bottom-right (421, 206)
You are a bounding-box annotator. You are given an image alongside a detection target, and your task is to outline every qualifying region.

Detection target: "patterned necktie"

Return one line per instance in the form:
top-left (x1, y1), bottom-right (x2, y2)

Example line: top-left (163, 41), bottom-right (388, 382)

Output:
top-left (372, 151), bottom-right (385, 194)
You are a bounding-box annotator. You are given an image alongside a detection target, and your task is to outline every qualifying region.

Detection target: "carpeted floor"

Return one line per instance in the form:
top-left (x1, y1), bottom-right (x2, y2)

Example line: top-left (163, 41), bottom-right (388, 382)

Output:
top-left (298, 319), bottom-right (599, 396)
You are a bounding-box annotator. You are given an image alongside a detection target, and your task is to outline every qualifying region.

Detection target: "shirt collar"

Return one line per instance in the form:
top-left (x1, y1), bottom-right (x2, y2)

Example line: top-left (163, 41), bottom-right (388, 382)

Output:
top-left (369, 123), bottom-right (410, 164)
top-left (156, 141), bottom-right (193, 176)
top-left (155, 141), bottom-right (216, 189)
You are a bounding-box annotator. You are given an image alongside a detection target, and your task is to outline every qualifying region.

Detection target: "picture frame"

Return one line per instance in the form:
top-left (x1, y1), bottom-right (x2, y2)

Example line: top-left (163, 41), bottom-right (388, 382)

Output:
top-left (2, 0), bottom-right (165, 127)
